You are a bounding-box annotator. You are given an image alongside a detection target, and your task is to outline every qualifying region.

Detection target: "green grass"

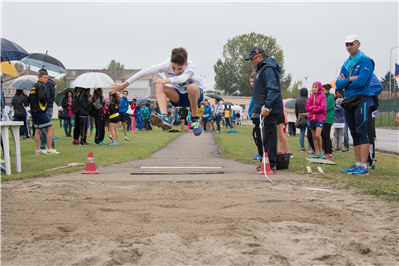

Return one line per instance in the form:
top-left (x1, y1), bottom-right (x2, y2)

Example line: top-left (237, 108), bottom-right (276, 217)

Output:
top-left (375, 115), bottom-right (399, 128)
top-left (214, 125), bottom-right (399, 202)
top-left (1, 121), bottom-right (182, 182)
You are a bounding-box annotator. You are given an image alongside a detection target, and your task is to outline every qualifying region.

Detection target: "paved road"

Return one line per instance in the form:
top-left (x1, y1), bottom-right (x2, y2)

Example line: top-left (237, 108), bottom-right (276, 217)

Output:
top-left (375, 128), bottom-right (399, 155)
top-left (242, 119), bottom-right (398, 155)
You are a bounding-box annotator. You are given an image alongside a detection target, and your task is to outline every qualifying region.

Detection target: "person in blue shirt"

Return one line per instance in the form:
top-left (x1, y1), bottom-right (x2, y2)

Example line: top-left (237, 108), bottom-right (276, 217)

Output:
top-left (336, 35), bottom-right (374, 176)
top-left (119, 90), bottom-right (130, 141)
top-left (141, 102), bottom-right (151, 131)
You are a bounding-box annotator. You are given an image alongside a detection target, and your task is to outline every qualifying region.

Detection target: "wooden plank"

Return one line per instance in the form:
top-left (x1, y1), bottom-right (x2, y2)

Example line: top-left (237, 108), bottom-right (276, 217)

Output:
top-left (305, 158), bottom-right (336, 165)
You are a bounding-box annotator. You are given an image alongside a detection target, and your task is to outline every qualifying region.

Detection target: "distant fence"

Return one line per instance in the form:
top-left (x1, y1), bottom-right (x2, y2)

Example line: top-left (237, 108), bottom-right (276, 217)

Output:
top-left (375, 99), bottom-right (399, 128)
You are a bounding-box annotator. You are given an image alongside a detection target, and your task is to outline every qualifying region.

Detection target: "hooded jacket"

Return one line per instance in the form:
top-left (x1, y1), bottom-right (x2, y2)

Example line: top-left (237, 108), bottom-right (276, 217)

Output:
top-left (305, 81), bottom-right (326, 122)
top-left (295, 87), bottom-right (308, 118)
top-left (334, 103), bottom-right (345, 124)
top-left (119, 96), bottom-right (129, 115)
top-left (324, 91), bottom-right (335, 124)
top-left (11, 93), bottom-right (28, 117)
top-left (335, 53), bottom-right (374, 99)
top-left (44, 79), bottom-right (56, 109)
top-left (78, 92), bottom-right (94, 117)
top-left (28, 81), bottom-right (47, 113)
top-left (252, 57), bottom-right (284, 115)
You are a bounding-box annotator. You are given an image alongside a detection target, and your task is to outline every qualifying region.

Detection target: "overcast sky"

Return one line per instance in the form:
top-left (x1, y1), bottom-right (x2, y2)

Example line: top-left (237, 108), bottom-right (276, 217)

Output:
top-left (1, 0), bottom-right (398, 92)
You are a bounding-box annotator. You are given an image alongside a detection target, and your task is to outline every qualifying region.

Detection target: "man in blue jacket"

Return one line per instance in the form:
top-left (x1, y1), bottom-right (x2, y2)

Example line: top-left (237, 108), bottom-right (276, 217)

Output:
top-left (246, 47), bottom-right (284, 172)
top-left (119, 90), bottom-right (130, 141)
top-left (336, 35), bottom-right (374, 176)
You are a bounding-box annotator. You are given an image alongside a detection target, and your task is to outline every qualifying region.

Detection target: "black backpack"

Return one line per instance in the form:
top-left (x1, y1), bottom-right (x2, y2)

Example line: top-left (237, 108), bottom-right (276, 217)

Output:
top-left (70, 92), bottom-right (81, 114)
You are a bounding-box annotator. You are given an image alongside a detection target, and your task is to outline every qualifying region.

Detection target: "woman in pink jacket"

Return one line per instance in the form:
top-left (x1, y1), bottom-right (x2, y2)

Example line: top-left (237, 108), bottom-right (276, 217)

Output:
top-left (306, 81), bottom-right (327, 159)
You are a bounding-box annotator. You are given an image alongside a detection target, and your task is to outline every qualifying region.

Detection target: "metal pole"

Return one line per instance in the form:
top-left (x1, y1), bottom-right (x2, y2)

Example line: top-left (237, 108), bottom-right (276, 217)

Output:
top-left (336, 67), bottom-right (340, 78)
top-left (389, 46), bottom-right (399, 100)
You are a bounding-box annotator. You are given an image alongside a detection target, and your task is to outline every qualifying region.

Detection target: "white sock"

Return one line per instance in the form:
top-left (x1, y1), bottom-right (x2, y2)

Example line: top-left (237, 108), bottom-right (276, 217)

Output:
top-left (355, 162), bottom-right (361, 166)
top-left (362, 163), bottom-right (368, 168)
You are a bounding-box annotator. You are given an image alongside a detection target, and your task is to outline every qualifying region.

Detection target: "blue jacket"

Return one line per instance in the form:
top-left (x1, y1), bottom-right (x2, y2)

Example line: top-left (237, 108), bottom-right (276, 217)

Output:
top-left (248, 97), bottom-right (260, 119)
top-left (119, 96), bottom-right (129, 115)
top-left (333, 104), bottom-right (345, 124)
top-left (252, 57), bottom-right (284, 115)
top-left (336, 55), bottom-right (374, 99)
top-left (203, 105), bottom-right (212, 118)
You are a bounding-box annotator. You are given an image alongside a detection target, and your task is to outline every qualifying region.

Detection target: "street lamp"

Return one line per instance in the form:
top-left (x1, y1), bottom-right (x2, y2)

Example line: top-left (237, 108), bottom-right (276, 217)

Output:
top-left (304, 77), bottom-right (308, 89)
top-left (389, 46), bottom-right (399, 99)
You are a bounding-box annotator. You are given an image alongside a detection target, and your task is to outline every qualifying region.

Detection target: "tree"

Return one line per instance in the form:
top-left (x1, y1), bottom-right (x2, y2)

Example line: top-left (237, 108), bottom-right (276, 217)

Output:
top-left (380, 71), bottom-right (398, 92)
top-left (287, 80), bottom-right (302, 99)
top-left (104, 60), bottom-right (125, 70)
top-left (213, 32), bottom-right (292, 96)
top-left (55, 75), bottom-right (66, 95)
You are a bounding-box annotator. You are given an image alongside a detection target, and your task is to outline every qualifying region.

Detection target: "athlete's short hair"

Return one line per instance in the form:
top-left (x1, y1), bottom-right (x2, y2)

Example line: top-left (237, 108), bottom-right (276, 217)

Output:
top-left (38, 69), bottom-right (48, 77)
top-left (171, 47), bottom-right (188, 66)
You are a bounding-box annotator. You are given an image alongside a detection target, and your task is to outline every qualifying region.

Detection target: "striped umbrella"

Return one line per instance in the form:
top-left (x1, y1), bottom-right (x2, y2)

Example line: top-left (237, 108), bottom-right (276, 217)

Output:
top-left (0, 61), bottom-right (19, 77)
top-left (1, 38), bottom-right (29, 62)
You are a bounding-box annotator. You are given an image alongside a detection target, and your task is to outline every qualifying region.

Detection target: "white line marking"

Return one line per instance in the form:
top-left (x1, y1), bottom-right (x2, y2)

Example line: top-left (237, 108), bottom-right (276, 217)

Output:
top-left (141, 167), bottom-right (222, 169)
top-left (303, 188), bottom-right (333, 192)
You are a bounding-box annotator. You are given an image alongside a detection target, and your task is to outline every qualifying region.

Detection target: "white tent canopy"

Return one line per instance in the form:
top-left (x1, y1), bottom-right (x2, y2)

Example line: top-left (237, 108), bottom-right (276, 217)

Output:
top-left (231, 105), bottom-right (243, 124)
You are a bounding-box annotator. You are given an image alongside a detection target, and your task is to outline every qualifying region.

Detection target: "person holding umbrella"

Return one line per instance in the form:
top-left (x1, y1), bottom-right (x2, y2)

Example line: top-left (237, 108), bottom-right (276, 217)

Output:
top-left (61, 90), bottom-right (73, 137)
top-left (28, 69), bottom-right (60, 155)
top-left (109, 47), bottom-right (206, 136)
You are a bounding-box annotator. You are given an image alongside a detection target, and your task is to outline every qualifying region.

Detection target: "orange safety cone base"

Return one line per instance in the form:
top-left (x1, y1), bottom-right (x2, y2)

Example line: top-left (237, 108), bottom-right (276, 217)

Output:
top-left (82, 152), bottom-right (100, 174)
top-left (256, 152), bottom-right (276, 175)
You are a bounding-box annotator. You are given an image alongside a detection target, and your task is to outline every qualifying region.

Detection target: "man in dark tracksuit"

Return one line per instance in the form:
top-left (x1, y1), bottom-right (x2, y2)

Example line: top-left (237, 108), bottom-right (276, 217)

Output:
top-left (246, 47), bottom-right (284, 171)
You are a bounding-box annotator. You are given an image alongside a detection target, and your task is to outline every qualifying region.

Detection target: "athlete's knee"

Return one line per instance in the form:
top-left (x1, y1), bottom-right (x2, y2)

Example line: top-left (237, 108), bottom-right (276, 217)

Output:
top-left (155, 83), bottom-right (165, 91)
top-left (187, 84), bottom-right (199, 94)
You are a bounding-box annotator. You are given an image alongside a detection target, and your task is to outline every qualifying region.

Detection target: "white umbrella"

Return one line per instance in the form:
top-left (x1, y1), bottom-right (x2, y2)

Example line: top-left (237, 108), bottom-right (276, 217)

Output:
top-left (72, 72), bottom-right (115, 89)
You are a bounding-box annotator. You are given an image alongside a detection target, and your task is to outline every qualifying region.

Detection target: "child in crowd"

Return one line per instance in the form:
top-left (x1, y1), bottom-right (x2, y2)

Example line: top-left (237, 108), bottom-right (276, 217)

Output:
top-left (179, 106), bottom-right (188, 132)
top-left (141, 102), bottom-right (151, 131)
top-left (130, 98), bottom-right (137, 133)
top-left (305, 81), bottom-right (326, 159)
top-left (232, 110), bottom-right (236, 128)
top-left (90, 88), bottom-right (106, 145)
top-left (28, 69), bottom-right (60, 155)
top-left (202, 100), bottom-right (212, 131)
top-left (62, 90), bottom-right (73, 137)
top-left (109, 47), bottom-right (206, 136)
top-left (119, 90), bottom-right (130, 141)
top-left (321, 84), bottom-right (335, 158)
top-left (78, 88), bottom-right (94, 145)
top-left (187, 107), bottom-right (192, 131)
top-left (107, 92), bottom-right (120, 145)
top-left (332, 98), bottom-right (345, 151)
top-left (72, 87), bottom-right (84, 145)
top-left (136, 104), bottom-right (143, 131)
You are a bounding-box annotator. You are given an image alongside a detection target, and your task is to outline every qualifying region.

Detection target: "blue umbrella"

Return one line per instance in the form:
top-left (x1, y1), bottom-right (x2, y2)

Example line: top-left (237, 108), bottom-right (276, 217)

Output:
top-left (21, 52), bottom-right (67, 74)
top-left (10, 75), bottom-right (37, 91)
top-left (1, 38), bottom-right (29, 62)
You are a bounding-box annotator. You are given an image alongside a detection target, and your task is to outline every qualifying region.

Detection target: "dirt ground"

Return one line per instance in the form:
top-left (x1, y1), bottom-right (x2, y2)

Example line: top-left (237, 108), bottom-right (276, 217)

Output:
top-left (1, 133), bottom-right (398, 265)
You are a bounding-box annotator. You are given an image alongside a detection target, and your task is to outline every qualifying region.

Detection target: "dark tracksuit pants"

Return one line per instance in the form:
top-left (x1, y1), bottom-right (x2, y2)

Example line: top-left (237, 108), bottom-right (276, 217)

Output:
top-left (79, 117), bottom-right (89, 143)
top-left (261, 114), bottom-right (279, 169)
top-left (94, 115), bottom-right (105, 144)
top-left (252, 118), bottom-right (263, 157)
top-left (73, 115), bottom-right (81, 140)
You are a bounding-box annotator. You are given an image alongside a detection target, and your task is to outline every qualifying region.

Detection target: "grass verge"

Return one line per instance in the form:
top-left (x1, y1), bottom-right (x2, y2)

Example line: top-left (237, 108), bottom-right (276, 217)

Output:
top-left (1, 122), bottom-right (182, 182)
top-left (214, 125), bottom-right (399, 202)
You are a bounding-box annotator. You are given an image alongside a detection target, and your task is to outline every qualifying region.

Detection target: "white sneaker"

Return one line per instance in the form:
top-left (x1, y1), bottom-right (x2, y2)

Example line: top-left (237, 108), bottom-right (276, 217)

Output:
top-left (35, 150), bottom-right (47, 155)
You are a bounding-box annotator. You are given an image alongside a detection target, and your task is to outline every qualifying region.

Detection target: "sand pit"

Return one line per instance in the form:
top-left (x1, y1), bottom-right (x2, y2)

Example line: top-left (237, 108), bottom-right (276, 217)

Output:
top-left (1, 134), bottom-right (398, 265)
top-left (1, 177), bottom-right (398, 266)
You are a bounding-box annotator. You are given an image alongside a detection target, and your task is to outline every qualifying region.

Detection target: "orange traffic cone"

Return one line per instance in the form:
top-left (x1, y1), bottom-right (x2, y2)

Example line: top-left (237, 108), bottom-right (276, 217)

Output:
top-left (82, 152), bottom-right (100, 174)
top-left (256, 152), bottom-right (276, 175)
